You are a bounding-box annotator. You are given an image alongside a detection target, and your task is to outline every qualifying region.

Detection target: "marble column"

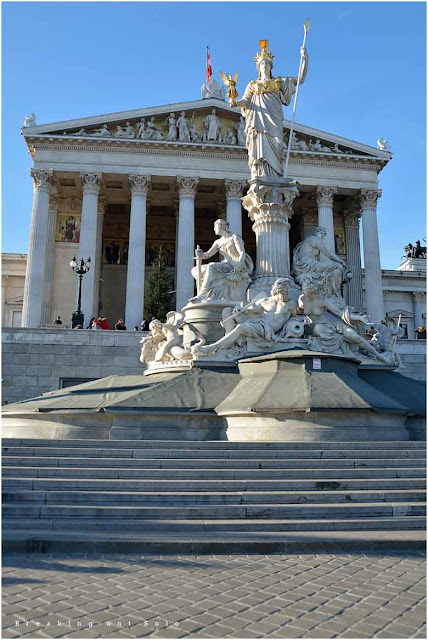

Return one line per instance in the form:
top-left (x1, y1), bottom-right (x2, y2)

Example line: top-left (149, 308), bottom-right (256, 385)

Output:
top-left (93, 196), bottom-right (106, 323)
top-left (343, 211), bottom-right (364, 311)
top-left (300, 208), bottom-right (318, 240)
top-left (176, 176), bottom-right (199, 311)
top-left (412, 292), bottom-right (426, 328)
top-left (41, 194), bottom-right (60, 326)
top-left (125, 175), bottom-right (151, 329)
top-left (360, 189), bottom-right (385, 323)
top-left (242, 181), bottom-right (299, 293)
top-left (79, 172), bottom-right (102, 323)
top-left (225, 179), bottom-right (246, 236)
top-left (316, 186), bottom-right (337, 254)
top-left (22, 169), bottom-right (54, 327)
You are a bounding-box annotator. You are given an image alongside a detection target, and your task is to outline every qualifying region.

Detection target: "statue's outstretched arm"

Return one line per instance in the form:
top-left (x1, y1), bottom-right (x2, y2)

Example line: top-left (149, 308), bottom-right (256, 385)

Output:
top-left (298, 47), bottom-right (309, 85)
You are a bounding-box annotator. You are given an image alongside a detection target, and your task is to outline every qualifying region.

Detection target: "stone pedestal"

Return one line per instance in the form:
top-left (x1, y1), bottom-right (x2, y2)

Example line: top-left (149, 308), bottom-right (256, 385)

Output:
top-left (182, 300), bottom-right (234, 346)
top-left (242, 178), bottom-right (299, 298)
top-left (216, 351), bottom-right (410, 442)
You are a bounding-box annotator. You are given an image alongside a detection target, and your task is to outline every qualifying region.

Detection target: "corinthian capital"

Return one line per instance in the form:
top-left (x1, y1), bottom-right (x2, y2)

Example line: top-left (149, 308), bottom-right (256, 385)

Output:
top-left (413, 291), bottom-right (426, 301)
top-left (224, 179), bottom-right (247, 199)
top-left (80, 172), bottom-right (102, 194)
top-left (359, 189), bottom-right (382, 209)
top-left (343, 211), bottom-right (361, 229)
top-left (177, 176), bottom-right (199, 197)
top-left (129, 174), bottom-right (151, 195)
top-left (316, 185), bottom-right (338, 206)
top-left (30, 169), bottom-right (54, 193)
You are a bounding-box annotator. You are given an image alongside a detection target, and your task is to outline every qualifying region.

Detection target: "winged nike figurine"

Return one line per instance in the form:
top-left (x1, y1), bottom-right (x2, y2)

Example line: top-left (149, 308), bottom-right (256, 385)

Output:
top-left (220, 70), bottom-right (239, 107)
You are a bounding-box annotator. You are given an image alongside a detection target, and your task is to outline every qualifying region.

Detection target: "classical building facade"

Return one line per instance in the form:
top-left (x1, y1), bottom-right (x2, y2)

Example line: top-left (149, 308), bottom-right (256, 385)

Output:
top-left (19, 91), bottom-right (396, 329)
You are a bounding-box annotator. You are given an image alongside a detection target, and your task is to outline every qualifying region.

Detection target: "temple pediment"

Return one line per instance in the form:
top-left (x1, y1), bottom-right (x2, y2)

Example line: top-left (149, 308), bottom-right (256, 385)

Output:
top-left (21, 98), bottom-right (391, 164)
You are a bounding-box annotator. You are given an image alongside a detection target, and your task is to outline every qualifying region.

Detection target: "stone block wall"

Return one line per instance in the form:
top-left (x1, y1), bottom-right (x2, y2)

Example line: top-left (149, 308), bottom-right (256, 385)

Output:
top-left (396, 340), bottom-right (427, 382)
top-left (2, 328), bottom-right (144, 405)
top-left (1, 329), bottom-right (426, 405)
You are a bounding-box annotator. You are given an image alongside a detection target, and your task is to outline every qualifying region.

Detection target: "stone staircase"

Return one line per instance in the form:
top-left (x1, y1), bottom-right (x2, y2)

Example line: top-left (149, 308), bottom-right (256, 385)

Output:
top-left (2, 438), bottom-right (426, 553)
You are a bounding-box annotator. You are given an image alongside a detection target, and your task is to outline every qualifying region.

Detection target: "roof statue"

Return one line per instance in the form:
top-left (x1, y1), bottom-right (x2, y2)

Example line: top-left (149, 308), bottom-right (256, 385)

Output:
top-left (377, 137), bottom-right (391, 152)
top-left (22, 113), bottom-right (36, 128)
top-left (201, 78), bottom-right (226, 101)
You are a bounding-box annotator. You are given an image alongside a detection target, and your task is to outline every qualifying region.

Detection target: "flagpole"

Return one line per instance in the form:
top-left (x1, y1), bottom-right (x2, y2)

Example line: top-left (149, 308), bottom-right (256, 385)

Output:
top-left (284, 19), bottom-right (310, 178)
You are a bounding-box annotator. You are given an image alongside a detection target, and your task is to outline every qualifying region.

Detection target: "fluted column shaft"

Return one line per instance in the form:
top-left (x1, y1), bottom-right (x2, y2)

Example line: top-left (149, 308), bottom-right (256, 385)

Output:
top-left (125, 175), bottom-right (151, 329)
top-left (300, 209), bottom-right (318, 240)
top-left (316, 186), bottom-right (337, 254)
top-left (93, 196), bottom-right (106, 323)
top-left (79, 173), bottom-right (102, 322)
top-left (176, 177), bottom-right (199, 311)
top-left (360, 189), bottom-right (385, 323)
top-left (225, 180), bottom-right (246, 236)
top-left (412, 292), bottom-right (426, 328)
top-left (22, 169), bottom-right (54, 327)
top-left (254, 217), bottom-right (291, 278)
top-left (343, 211), bottom-right (364, 311)
top-left (41, 195), bottom-right (60, 325)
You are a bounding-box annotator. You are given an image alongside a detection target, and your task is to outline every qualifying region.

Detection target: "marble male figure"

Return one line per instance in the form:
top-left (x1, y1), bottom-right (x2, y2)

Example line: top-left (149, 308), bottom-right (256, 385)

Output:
top-left (232, 40), bottom-right (308, 179)
top-left (198, 278), bottom-right (300, 354)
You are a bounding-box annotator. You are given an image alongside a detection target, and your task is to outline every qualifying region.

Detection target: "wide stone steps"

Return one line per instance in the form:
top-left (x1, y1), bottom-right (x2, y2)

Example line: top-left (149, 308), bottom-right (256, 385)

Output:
top-left (3, 456), bottom-right (425, 470)
top-left (2, 445), bottom-right (425, 459)
top-left (4, 438), bottom-right (425, 450)
top-left (3, 438), bottom-right (426, 552)
top-left (3, 488), bottom-right (425, 505)
top-left (3, 476), bottom-right (426, 491)
top-left (3, 516), bottom-right (426, 533)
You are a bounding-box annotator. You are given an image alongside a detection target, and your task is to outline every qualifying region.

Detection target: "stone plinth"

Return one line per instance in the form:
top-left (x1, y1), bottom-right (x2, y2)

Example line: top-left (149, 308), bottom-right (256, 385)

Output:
top-left (397, 258), bottom-right (427, 273)
top-left (242, 178), bottom-right (299, 298)
top-left (216, 351), bottom-right (411, 442)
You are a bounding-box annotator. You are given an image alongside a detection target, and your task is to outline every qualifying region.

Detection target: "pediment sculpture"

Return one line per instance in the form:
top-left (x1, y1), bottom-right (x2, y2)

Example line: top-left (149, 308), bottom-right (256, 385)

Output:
top-left (60, 110), bottom-right (244, 147)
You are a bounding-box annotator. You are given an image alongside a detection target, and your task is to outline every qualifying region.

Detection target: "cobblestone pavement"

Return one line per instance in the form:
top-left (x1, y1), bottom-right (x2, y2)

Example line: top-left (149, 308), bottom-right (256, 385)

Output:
top-left (2, 552), bottom-right (426, 639)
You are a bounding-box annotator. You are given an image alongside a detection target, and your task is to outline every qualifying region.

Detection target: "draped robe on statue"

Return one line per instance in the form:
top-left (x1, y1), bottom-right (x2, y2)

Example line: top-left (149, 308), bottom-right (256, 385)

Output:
top-left (240, 77), bottom-right (296, 178)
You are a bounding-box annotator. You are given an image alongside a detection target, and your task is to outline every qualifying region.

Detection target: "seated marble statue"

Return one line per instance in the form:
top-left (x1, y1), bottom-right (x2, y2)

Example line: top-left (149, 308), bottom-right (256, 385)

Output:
top-left (292, 227), bottom-right (349, 299)
top-left (198, 278), bottom-right (301, 355)
top-left (298, 285), bottom-right (391, 363)
top-left (190, 219), bottom-right (253, 303)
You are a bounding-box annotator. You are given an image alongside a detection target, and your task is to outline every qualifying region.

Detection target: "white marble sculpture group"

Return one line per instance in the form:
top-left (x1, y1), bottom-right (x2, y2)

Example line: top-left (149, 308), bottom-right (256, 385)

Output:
top-left (140, 40), bottom-right (401, 373)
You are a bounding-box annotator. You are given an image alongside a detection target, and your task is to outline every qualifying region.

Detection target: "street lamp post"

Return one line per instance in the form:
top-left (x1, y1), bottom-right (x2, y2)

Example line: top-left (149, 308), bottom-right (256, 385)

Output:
top-left (70, 256), bottom-right (91, 328)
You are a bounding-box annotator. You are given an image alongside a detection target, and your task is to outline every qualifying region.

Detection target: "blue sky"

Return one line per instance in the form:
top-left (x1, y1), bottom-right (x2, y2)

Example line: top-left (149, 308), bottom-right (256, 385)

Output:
top-left (2, 1), bottom-right (426, 269)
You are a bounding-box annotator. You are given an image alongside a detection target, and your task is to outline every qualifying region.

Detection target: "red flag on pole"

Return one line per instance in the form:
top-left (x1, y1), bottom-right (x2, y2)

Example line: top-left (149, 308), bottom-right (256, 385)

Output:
top-left (206, 46), bottom-right (212, 84)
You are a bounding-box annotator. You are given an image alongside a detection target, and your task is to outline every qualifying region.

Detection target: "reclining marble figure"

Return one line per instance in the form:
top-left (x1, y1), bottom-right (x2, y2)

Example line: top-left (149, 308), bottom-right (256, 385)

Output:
top-left (298, 284), bottom-right (392, 363)
top-left (197, 278), bottom-right (303, 356)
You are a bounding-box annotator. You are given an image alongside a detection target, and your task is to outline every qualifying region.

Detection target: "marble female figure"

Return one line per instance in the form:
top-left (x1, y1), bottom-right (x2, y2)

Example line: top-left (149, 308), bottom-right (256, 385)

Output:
top-left (292, 227), bottom-right (348, 299)
top-left (177, 112), bottom-right (191, 142)
top-left (191, 219), bottom-right (253, 303)
top-left (234, 41), bottom-right (308, 179)
top-left (165, 114), bottom-right (178, 141)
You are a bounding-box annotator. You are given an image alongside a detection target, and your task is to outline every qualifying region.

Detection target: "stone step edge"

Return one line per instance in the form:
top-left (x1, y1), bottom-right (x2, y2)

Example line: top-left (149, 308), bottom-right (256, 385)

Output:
top-left (3, 529), bottom-right (426, 555)
top-left (3, 438), bottom-right (426, 448)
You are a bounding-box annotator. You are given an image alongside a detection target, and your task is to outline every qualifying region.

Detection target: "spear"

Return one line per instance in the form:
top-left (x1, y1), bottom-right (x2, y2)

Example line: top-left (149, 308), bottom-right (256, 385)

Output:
top-left (284, 18), bottom-right (310, 178)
